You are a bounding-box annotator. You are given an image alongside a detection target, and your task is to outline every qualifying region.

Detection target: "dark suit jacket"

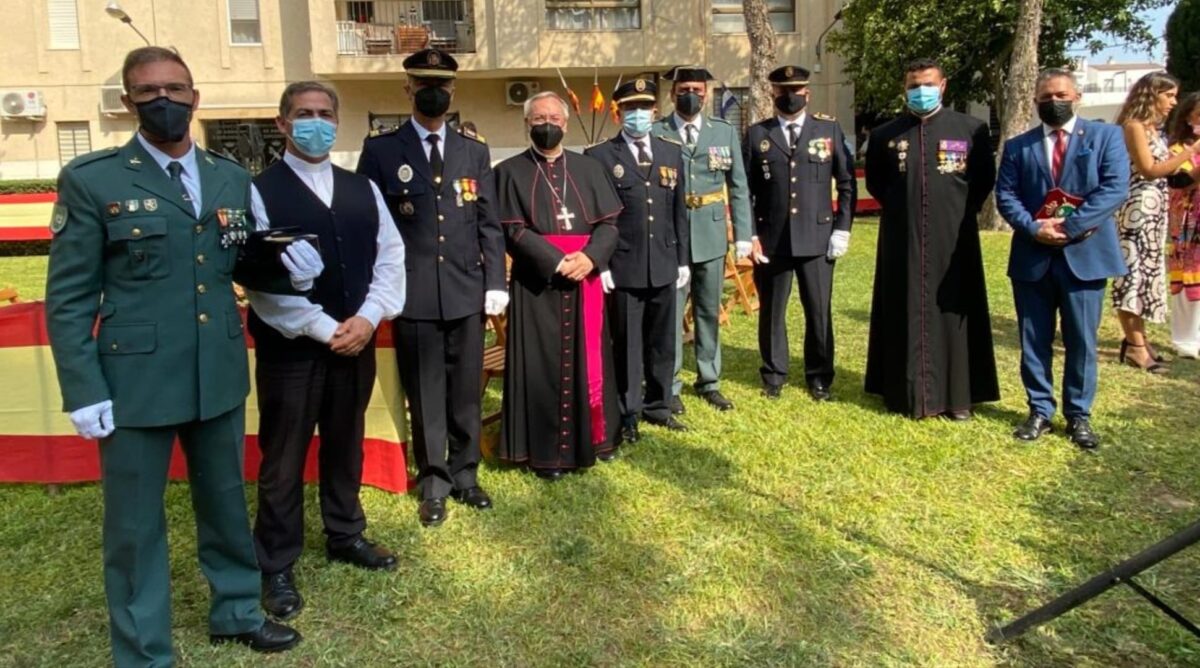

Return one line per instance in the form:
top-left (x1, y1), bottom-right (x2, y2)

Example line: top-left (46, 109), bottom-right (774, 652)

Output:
top-left (585, 134), bottom-right (689, 289)
top-left (356, 122), bottom-right (506, 321)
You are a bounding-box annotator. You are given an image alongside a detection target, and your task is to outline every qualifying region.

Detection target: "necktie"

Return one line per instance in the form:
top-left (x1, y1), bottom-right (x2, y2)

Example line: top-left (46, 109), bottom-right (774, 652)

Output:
top-left (166, 161), bottom-right (189, 201)
top-left (427, 134), bottom-right (443, 184)
top-left (1051, 129), bottom-right (1067, 184)
top-left (685, 125), bottom-right (697, 146)
top-left (635, 140), bottom-right (651, 176)
top-left (788, 124), bottom-right (801, 151)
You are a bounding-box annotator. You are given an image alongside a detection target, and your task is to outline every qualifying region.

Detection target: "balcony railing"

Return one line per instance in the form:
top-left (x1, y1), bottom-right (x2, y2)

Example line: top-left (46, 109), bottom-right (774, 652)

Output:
top-left (336, 0), bottom-right (476, 56)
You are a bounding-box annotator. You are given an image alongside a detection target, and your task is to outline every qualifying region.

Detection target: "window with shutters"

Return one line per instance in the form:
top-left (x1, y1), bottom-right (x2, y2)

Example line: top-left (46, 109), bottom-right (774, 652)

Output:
top-left (710, 87), bottom-right (749, 135)
top-left (546, 1), bottom-right (640, 31)
top-left (57, 122), bottom-right (91, 166)
top-left (711, 0), bottom-right (795, 34)
top-left (228, 0), bottom-right (262, 45)
top-left (47, 0), bottom-right (81, 50)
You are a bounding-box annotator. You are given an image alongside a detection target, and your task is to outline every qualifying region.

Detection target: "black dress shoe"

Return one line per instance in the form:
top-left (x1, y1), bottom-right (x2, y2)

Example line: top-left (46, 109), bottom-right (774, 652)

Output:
top-left (619, 416), bottom-right (640, 444)
top-left (327, 536), bottom-right (398, 570)
top-left (1013, 413), bottom-right (1052, 441)
top-left (763, 383), bottom-right (782, 399)
top-left (644, 415), bottom-right (689, 431)
top-left (451, 486), bottom-right (493, 510)
top-left (598, 450), bottom-right (618, 462)
top-left (700, 390), bottom-right (734, 411)
top-left (536, 468), bottom-right (567, 481)
top-left (418, 497), bottom-right (447, 527)
top-left (211, 620), bottom-right (301, 653)
top-left (942, 409), bottom-right (972, 421)
top-left (1066, 417), bottom-right (1100, 450)
top-left (806, 381), bottom-right (832, 402)
top-left (670, 395), bottom-right (686, 415)
top-left (261, 570), bottom-right (303, 621)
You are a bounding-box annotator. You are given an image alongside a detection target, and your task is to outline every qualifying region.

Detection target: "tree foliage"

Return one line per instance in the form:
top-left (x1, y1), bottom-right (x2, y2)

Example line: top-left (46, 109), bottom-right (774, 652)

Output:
top-left (1166, 0), bottom-right (1200, 93)
top-left (828, 0), bottom-right (1171, 116)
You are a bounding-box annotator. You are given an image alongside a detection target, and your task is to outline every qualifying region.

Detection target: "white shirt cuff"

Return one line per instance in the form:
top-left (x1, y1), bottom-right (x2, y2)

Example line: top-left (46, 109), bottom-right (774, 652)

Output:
top-left (305, 314), bottom-right (340, 344)
top-left (356, 301), bottom-right (385, 329)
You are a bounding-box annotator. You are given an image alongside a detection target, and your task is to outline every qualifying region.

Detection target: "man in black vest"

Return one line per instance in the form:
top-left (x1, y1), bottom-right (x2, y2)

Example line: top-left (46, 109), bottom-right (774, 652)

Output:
top-left (585, 78), bottom-right (690, 443)
top-left (744, 65), bottom-right (854, 402)
top-left (357, 49), bottom-right (507, 527)
top-left (246, 81), bottom-right (407, 621)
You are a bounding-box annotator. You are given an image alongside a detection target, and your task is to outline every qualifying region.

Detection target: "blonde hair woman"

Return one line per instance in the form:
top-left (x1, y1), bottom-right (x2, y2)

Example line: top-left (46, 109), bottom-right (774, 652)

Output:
top-left (1111, 72), bottom-right (1200, 373)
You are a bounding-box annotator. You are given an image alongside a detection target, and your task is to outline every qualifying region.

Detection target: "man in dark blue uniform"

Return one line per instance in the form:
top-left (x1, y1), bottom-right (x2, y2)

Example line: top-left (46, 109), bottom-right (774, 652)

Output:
top-left (356, 49), bottom-right (507, 526)
top-left (585, 79), bottom-right (690, 443)
top-left (744, 65), bottom-right (854, 401)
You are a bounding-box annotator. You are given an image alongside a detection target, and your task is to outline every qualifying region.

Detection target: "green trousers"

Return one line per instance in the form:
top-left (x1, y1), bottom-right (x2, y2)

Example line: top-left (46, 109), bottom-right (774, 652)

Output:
top-left (673, 254), bottom-right (726, 395)
top-left (99, 404), bottom-right (263, 668)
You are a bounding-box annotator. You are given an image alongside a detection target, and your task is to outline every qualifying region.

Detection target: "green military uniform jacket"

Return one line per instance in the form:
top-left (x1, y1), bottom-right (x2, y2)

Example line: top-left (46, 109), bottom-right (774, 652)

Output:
top-left (652, 115), bottom-right (752, 264)
top-left (46, 138), bottom-right (254, 428)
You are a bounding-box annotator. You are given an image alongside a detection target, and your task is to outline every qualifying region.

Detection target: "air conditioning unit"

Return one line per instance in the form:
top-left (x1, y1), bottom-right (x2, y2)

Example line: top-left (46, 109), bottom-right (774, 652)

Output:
top-left (100, 85), bottom-right (129, 116)
top-left (506, 81), bottom-right (540, 107)
top-left (1, 90), bottom-right (46, 120)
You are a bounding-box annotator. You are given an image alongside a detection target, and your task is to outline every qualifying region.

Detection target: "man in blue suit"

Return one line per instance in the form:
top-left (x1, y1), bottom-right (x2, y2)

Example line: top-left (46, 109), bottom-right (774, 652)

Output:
top-left (995, 68), bottom-right (1130, 450)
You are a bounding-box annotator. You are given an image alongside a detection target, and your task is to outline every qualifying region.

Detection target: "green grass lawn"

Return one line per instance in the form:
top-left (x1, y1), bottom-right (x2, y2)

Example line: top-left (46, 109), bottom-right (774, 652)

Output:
top-left (3, 221), bottom-right (1200, 666)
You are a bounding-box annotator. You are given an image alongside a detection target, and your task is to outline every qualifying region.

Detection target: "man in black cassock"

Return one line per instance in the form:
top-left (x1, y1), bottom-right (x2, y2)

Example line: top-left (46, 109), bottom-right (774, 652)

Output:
top-left (494, 91), bottom-right (622, 481)
top-left (864, 58), bottom-right (999, 419)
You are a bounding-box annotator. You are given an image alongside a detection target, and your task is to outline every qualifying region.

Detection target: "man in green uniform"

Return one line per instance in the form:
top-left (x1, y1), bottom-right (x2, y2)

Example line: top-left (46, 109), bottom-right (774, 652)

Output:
top-left (45, 47), bottom-right (302, 667)
top-left (652, 66), bottom-right (753, 413)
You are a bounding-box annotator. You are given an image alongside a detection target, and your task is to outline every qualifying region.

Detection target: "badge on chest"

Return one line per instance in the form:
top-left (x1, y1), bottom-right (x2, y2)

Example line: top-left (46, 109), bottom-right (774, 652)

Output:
top-left (659, 166), bottom-right (678, 189)
top-left (217, 208), bottom-right (249, 248)
top-left (937, 139), bottom-right (969, 175)
top-left (453, 178), bottom-right (478, 207)
top-left (708, 146), bottom-right (733, 171)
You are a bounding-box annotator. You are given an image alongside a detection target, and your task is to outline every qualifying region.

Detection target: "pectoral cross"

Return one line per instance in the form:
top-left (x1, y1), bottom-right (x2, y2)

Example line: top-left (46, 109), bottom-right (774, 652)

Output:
top-left (556, 205), bottom-right (576, 231)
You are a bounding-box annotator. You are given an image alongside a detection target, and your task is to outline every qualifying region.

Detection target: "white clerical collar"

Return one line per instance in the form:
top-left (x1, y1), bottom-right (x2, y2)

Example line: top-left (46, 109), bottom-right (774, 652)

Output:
top-left (135, 132), bottom-right (197, 176)
top-left (530, 145), bottom-right (563, 162)
top-left (675, 113), bottom-right (702, 132)
top-left (283, 149), bottom-right (331, 174)
top-left (410, 118), bottom-right (447, 145)
top-left (1043, 115), bottom-right (1078, 137)
top-left (776, 111), bottom-right (807, 129)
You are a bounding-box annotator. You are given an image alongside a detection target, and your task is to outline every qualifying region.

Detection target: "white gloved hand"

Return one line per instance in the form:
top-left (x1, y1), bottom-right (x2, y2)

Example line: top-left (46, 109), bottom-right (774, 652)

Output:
top-left (827, 230), bottom-right (851, 260)
top-left (735, 240), bottom-right (753, 260)
top-left (750, 236), bottom-right (770, 264)
top-left (69, 399), bottom-right (115, 440)
top-left (600, 271), bottom-right (615, 294)
top-left (281, 240), bottom-right (324, 291)
top-left (484, 290), bottom-right (510, 315)
top-left (676, 266), bottom-right (691, 290)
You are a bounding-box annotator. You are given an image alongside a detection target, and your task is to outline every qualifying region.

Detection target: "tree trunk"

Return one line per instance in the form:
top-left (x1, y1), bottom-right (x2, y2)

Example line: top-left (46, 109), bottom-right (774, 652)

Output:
top-left (744, 0), bottom-right (777, 125)
top-left (982, 0), bottom-right (1043, 230)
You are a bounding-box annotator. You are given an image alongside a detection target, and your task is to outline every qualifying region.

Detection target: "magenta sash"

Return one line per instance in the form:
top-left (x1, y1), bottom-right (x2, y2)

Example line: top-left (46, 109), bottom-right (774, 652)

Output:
top-left (544, 235), bottom-right (606, 444)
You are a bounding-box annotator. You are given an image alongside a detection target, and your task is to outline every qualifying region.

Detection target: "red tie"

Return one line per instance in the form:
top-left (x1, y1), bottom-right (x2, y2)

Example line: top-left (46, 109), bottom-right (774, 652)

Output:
top-left (1051, 129), bottom-right (1067, 184)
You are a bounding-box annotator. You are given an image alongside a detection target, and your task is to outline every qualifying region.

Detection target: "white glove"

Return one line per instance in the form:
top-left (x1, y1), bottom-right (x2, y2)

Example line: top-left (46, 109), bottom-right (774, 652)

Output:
top-left (600, 271), bottom-right (615, 294)
top-left (484, 290), bottom-right (509, 315)
top-left (827, 230), bottom-right (850, 260)
top-left (735, 240), bottom-right (753, 260)
top-left (281, 240), bottom-right (324, 291)
top-left (69, 399), bottom-right (115, 440)
top-left (676, 266), bottom-right (691, 289)
top-left (750, 236), bottom-right (770, 264)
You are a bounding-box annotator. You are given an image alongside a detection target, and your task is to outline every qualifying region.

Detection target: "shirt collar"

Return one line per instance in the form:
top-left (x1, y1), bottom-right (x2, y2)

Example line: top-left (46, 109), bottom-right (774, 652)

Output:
top-left (283, 149), bottom-right (331, 174)
top-left (622, 131), bottom-right (650, 145)
top-left (1044, 115), bottom-right (1078, 137)
top-left (410, 118), bottom-right (448, 145)
top-left (777, 111), bottom-right (807, 128)
top-left (135, 132), bottom-right (198, 176)
top-left (674, 113), bottom-right (702, 132)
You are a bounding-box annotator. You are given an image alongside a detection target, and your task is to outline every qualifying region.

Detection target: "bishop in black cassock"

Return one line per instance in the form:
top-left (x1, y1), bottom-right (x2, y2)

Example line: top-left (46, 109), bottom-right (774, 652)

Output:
top-left (864, 96), bottom-right (999, 419)
top-left (494, 128), bottom-right (623, 478)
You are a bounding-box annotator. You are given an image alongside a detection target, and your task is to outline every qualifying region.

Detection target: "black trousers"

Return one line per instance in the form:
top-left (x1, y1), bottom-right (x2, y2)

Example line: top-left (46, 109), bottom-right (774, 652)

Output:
top-left (608, 283), bottom-right (676, 422)
top-left (754, 254), bottom-right (836, 387)
top-left (395, 314), bottom-right (483, 500)
top-left (253, 346), bottom-right (375, 575)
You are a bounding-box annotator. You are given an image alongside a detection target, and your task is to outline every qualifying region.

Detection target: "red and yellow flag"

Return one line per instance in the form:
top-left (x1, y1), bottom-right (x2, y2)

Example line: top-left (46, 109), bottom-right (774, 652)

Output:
top-left (591, 83), bottom-right (605, 112)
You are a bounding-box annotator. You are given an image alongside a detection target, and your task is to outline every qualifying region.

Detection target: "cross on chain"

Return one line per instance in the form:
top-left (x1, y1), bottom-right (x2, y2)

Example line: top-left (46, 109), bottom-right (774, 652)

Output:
top-left (556, 205), bottom-right (576, 231)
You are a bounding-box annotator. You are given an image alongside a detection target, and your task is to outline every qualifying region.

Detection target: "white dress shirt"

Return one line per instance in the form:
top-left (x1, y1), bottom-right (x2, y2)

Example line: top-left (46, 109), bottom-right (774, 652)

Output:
top-left (410, 118), bottom-right (448, 162)
top-left (777, 111), bottom-right (807, 148)
top-left (136, 132), bottom-right (202, 217)
top-left (675, 113), bottom-right (702, 145)
top-left (246, 150), bottom-right (407, 344)
top-left (1042, 115), bottom-right (1078, 170)
top-left (623, 130), bottom-right (653, 163)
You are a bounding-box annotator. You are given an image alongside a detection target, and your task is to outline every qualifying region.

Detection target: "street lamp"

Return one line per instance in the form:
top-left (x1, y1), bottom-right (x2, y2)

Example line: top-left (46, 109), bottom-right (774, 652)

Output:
top-left (813, 5), bottom-right (847, 73)
top-left (105, 1), bottom-right (152, 46)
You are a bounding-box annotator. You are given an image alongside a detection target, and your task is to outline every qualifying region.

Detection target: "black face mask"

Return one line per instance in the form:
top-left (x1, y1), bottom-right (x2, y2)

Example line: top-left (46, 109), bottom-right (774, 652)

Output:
top-left (530, 122), bottom-right (564, 151)
top-left (1037, 99), bottom-right (1075, 128)
top-left (414, 86), bottom-right (452, 118)
top-left (136, 96), bottom-right (193, 143)
top-left (675, 92), bottom-right (702, 117)
top-left (774, 90), bottom-right (807, 115)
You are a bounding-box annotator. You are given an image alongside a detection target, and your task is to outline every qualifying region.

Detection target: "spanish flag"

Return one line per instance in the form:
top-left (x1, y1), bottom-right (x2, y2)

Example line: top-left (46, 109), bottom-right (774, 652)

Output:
top-left (591, 83), bottom-right (605, 113)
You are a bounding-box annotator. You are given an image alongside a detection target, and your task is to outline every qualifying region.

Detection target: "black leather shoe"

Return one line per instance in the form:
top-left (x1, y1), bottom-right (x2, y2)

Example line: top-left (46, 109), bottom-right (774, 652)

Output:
top-left (619, 416), bottom-right (640, 444)
top-left (645, 415), bottom-right (689, 431)
top-left (327, 537), bottom-right (398, 570)
top-left (806, 381), bottom-right (832, 402)
top-left (1013, 414), bottom-right (1052, 441)
top-left (942, 409), bottom-right (972, 421)
top-left (211, 620), bottom-right (301, 653)
top-left (418, 497), bottom-right (447, 527)
top-left (451, 486), bottom-right (493, 510)
top-left (536, 468), bottom-right (567, 481)
top-left (763, 383), bottom-right (782, 399)
top-left (1066, 417), bottom-right (1100, 451)
top-left (700, 390), bottom-right (734, 411)
top-left (261, 570), bottom-right (303, 621)
top-left (598, 450), bottom-right (618, 462)
top-left (670, 395), bottom-right (686, 415)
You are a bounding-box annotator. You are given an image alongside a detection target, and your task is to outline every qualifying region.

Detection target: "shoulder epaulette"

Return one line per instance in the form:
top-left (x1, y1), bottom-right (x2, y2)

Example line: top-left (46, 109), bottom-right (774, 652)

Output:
top-left (368, 127), bottom-right (401, 140)
top-left (64, 146), bottom-right (119, 170)
top-left (657, 134), bottom-right (682, 146)
top-left (707, 116), bottom-right (732, 126)
top-left (203, 148), bottom-right (242, 167)
top-left (458, 127), bottom-right (487, 144)
top-left (583, 140), bottom-right (606, 150)
top-left (812, 112), bottom-right (836, 122)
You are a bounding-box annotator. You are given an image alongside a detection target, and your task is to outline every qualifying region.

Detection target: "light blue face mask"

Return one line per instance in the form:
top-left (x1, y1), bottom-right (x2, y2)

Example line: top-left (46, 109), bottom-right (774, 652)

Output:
top-left (291, 118), bottom-right (337, 158)
top-left (622, 108), bottom-right (654, 137)
top-left (906, 85), bottom-right (942, 114)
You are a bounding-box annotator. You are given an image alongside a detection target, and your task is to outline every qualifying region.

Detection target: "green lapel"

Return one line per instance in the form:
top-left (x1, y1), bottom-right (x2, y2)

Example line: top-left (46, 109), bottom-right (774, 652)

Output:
top-left (123, 139), bottom-right (194, 218)
top-left (692, 116), bottom-right (717, 158)
top-left (196, 149), bottom-right (229, 222)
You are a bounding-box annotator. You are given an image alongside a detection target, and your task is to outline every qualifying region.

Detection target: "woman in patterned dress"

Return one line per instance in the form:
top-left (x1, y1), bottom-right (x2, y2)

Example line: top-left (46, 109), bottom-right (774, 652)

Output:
top-left (1111, 72), bottom-right (1198, 373)
top-left (1167, 93), bottom-right (1200, 358)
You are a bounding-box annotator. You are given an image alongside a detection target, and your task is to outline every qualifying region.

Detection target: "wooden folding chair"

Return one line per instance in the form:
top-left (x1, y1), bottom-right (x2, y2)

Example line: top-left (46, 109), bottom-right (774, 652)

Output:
top-left (0, 287), bottom-right (20, 304)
